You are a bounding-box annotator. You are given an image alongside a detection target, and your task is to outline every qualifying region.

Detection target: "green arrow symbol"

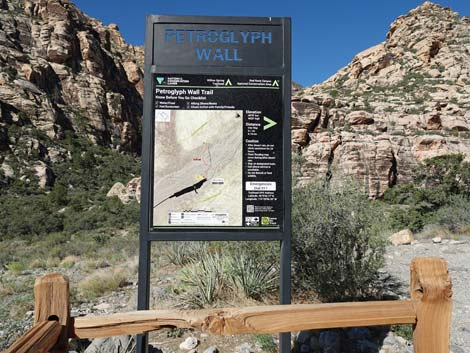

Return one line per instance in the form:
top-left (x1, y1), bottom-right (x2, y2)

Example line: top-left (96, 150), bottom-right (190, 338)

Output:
top-left (263, 116), bottom-right (277, 130)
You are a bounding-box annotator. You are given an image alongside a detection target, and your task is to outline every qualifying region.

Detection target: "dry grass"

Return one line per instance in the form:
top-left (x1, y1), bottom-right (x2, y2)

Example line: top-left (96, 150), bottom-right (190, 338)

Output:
top-left (82, 259), bottom-right (111, 272)
top-left (29, 258), bottom-right (47, 269)
top-left (46, 256), bottom-right (61, 268)
top-left (78, 266), bottom-right (132, 300)
top-left (0, 282), bottom-right (14, 298)
top-left (60, 255), bottom-right (81, 268)
top-left (416, 224), bottom-right (453, 240)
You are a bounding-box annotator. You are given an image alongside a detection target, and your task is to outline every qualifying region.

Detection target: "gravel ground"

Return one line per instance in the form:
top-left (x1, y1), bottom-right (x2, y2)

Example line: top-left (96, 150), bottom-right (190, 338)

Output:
top-left (383, 238), bottom-right (470, 353)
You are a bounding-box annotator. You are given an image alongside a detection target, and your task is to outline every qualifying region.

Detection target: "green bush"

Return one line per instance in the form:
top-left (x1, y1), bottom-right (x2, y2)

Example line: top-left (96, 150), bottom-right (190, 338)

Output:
top-left (164, 242), bottom-right (208, 266)
top-left (0, 195), bottom-right (64, 238)
top-left (176, 243), bottom-right (279, 306)
top-left (0, 129), bottom-right (141, 239)
top-left (179, 252), bottom-right (225, 307)
top-left (226, 254), bottom-right (278, 300)
top-left (292, 181), bottom-right (386, 302)
top-left (254, 334), bottom-right (277, 353)
top-left (432, 195), bottom-right (470, 232)
top-left (383, 154), bottom-right (470, 232)
top-left (391, 324), bottom-right (413, 341)
top-left (388, 205), bottom-right (428, 233)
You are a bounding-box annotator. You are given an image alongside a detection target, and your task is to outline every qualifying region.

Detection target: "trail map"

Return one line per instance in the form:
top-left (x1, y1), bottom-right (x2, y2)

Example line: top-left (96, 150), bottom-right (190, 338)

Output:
top-left (153, 110), bottom-right (243, 226)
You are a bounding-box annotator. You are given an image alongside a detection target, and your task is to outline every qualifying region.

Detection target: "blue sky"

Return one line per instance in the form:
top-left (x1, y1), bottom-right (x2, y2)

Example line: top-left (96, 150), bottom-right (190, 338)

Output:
top-left (72, 0), bottom-right (470, 87)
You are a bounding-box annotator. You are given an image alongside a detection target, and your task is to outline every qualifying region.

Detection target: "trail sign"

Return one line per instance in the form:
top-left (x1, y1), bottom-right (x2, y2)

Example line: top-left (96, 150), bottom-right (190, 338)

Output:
top-left (138, 15), bottom-right (291, 353)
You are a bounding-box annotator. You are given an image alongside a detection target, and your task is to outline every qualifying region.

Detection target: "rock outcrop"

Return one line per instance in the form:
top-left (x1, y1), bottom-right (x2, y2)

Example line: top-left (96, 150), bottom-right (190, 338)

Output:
top-left (0, 0), bottom-right (143, 188)
top-left (107, 177), bottom-right (141, 204)
top-left (294, 2), bottom-right (470, 197)
top-left (2, 1), bottom-right (470, 197)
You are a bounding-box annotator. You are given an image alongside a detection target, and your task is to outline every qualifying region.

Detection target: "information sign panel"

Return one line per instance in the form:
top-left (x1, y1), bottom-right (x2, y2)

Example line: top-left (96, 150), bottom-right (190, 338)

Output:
top-left (152, 74), bottom-right (283, 230)
top-left (138, 15), bottom-right (291, 353)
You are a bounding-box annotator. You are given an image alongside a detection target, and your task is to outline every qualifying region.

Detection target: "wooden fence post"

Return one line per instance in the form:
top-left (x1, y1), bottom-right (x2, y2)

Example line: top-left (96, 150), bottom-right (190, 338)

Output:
top-left (34, 273), bottom-right (70, 353)
top-left (411, 257), bottom-right (452, 353)
top-left (4, 321), bottom-right (62, 353)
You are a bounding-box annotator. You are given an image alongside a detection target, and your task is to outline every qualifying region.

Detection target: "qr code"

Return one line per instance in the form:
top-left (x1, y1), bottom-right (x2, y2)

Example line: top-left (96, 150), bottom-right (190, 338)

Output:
top-left (246, 205), bottom-right (254, 213)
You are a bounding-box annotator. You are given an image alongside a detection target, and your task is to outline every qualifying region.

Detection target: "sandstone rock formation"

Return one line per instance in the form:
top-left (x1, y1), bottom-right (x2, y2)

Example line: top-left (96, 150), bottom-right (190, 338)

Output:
top-left (107, 177), bottom-right (141, 204)
top-left (294, 2), bottom-right (470, 197)
top-left (0, 0), bottom-right (143, 188)
top-left (2, 1), bottom-right (470, 198)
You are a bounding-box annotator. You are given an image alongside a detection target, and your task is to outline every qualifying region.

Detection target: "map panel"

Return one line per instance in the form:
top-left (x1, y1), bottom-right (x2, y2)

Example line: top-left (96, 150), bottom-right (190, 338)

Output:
top-left (153, 110), bottom-right (243, 226)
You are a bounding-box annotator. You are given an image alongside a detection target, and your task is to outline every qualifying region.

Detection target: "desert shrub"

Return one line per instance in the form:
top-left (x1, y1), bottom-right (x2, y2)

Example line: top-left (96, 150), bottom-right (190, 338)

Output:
top-left (215, 241), bottom-right (278, 267)
top-left (292, 181), bottom-right (386, 302)
top-left (62, 197), bottom-right (140, 233)
top-left (0, 131), bottom-right (141, 239)
top-left (164, 242), bottom-right (208, 266)
top-left (226, 254), bottom-right (278, 300)
top-left (78, 267), bottom-right (129, 300)
top-left (46, 256), bottom-right (61, 268)
top-left (415, 224), bottom-right (452, 240)
top-left (388, 205), bottom-right (428, 233)
top-left (0, 195), bottom-right (64, 238)
top-left (431, 195), bottom-right (470, 233)
top-left (172, 241), bottom-right (279, 306)
top-left (391, 324), bottom-right (413, 341)
top-left (254, 334), bottom-right (277, 353)
top-left (29, 258), bottom-right (47, 269)
top-left (48, 183), bottom-right (69, 206)
top-left (384, 154), bottom-right (470, 232)
top-left (60, 255), bottom-right (80, 269)
top-left (179, 252), bottom-right (225, 307)
top-left (6, 262), bottom-right (25, 275)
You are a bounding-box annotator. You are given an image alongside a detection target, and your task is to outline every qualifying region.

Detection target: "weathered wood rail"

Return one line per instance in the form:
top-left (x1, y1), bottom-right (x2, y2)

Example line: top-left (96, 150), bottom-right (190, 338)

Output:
top-left (4, 257), bottom-right (453, 353)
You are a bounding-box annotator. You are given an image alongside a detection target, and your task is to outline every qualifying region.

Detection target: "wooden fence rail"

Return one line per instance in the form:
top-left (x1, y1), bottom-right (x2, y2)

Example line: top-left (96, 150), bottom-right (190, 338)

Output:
top-left (4, 257), bottom-right (453, 353)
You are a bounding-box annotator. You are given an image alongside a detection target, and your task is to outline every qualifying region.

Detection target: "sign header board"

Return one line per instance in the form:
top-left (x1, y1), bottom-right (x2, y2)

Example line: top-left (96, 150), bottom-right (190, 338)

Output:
top-left (141, 14), bottom-right (291, 239)
top-left (153, 23), bottom-right (284, 67)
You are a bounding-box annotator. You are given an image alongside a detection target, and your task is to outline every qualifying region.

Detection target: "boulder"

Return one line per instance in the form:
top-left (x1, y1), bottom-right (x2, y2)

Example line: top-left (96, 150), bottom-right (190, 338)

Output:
top-left (84, 335), bottom-right (132, 353)
top-left (319, 330), bottom-right (343, 353)
top-left (347, 111), bottom-right (375, 125)
top-left (106, 182), bottom-right (125, 198)
top-left (203, 347), bottom-right (219, 353)
top-left (106, 177), bottom-right (141, 204)
top-left (291, 101), bottom-right (321, 130)
top-left (292, 129), bottom-right (309, 147)
top-left (389, 229), bottom-right (414, 246)
top-left (179, 337), bottom-right (199, 350)
top-left (1, 163), bottom-right (14, 178)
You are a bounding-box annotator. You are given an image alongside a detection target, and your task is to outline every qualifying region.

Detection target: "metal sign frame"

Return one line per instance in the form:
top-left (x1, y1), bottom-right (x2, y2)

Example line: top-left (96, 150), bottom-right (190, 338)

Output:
top-left (138, 15), bottom-right (291, 353)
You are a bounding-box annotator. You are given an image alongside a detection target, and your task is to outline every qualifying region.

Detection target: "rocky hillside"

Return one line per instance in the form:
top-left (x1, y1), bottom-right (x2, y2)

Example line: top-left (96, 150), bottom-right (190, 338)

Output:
top-left (0, 0), bottom-right (143, 189)
top-left (293, 1), bottom-right (470, 197)
top-left (2, 0), bottom-right (470, 199)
